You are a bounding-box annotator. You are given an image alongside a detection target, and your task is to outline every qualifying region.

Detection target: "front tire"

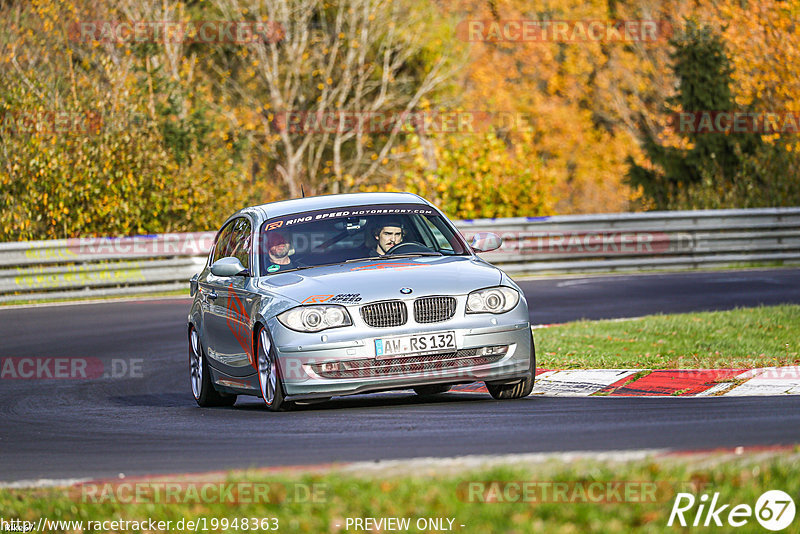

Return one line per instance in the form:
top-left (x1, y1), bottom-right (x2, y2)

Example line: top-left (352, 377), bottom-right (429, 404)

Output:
top-left (486, 335), bottom-right (535, 400)
top-left (189, 326), bottom-right (237, 407)
top-left (256, 326), bottom-right (290, 412)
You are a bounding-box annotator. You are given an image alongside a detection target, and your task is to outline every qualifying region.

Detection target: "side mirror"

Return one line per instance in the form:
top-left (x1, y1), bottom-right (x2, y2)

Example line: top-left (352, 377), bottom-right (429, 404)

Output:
top-left (210, 257), bottom-right (249, 277)
top-left (470, 232), bottom-right (502, 253)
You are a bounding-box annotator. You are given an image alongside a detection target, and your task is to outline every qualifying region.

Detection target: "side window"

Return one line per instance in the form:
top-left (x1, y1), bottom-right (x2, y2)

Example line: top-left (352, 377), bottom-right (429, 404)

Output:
top-left (211, 222), bottom-right (235, 265)
top-left (422, 217), bottom-right (454, 252)
top-left (228, 218), bottom-right (252, 270)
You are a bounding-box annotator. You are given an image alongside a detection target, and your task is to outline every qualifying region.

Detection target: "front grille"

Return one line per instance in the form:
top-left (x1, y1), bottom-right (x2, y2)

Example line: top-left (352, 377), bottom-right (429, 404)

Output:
top-left (360, 300), bottom-right (407, 328)
top-left (414, 296), bottom-right (457, 323)
top-left (309, 348), bottom-right (505, 379)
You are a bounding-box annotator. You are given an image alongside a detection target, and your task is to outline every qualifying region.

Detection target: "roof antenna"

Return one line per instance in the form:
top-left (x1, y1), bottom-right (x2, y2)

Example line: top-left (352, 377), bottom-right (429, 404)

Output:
top-left (300, 185), bottom-right (305, 198)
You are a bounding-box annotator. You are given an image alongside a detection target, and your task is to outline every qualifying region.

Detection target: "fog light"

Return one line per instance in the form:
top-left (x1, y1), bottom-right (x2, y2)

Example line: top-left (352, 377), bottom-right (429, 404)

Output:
top-left (320, 362), bottom-right (339, 373)
top-left (477, 345), bottom-right (509, 356)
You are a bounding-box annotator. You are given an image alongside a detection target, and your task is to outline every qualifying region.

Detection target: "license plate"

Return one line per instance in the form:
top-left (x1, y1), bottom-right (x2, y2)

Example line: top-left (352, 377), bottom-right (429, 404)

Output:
top-left (375, 331), bottom-right (456, 359)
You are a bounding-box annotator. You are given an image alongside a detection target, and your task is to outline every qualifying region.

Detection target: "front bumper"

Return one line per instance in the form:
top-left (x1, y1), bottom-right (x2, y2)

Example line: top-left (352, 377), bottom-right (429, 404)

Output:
top-left (267, 303), bottom-right (533, 400)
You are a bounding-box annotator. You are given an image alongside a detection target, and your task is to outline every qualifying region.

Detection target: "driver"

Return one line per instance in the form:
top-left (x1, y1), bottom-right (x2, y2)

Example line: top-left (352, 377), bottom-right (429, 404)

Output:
top-left (363, 220), bottom-right (404, 256)
top-left (374, 221), bottom-right (404, 255)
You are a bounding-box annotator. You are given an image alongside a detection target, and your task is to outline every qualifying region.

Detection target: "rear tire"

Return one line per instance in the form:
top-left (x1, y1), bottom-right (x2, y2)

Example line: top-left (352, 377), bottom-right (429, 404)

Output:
top-left (189, 326), bottom-right (237, 407)
top-left (413, 385), bottom-right (451, 396)
top-left (486, 334), bottom-right (535, 400)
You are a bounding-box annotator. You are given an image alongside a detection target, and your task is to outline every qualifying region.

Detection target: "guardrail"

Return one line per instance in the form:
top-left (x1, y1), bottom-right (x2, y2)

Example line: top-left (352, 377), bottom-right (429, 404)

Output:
top-left (457, 207), bottom-right (800, 275)
top-left (0, 233), bottom-right (215, 303)
top-left (1, 207), bottom-right (798, 302)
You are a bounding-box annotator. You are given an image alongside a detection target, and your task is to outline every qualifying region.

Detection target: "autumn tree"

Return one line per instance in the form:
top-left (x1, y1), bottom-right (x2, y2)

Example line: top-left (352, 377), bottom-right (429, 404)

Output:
top-left (628, 20), bottom-right (753, 206)
top-left (626, 16), bottom-right (799, 209)
top-left (0, 0), bottom-right (264, 240)
top-left (395, 128), bottom-right (556, 220)
top-left (213, 0), bottom-right (457, 197)
top-left (434, 0), bottom-right (673, 214)
top-left (3, 0), bottom-right (799, 241)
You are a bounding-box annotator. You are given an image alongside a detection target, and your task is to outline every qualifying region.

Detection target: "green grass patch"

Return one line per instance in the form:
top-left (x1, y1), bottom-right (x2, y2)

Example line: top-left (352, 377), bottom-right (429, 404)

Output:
top-left (1, 452), bottom-right (797, 533)
top-left (536, 305), bottom-right (800, 369)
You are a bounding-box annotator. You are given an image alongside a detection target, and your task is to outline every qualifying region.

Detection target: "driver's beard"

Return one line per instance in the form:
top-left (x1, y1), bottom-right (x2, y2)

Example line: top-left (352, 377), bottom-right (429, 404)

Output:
top-left (269, 247), bottom-right (290, 263)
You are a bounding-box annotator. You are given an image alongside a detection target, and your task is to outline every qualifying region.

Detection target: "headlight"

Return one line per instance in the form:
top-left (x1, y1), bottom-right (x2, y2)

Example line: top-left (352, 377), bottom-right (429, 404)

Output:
top-left (277, 305), bottom-right (353, 332)
top-left (466, 286), bottom-right (520, 314)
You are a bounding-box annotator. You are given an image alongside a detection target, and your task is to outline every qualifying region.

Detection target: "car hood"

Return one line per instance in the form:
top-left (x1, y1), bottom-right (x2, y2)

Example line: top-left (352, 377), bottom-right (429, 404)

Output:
top-left (255, 256), bottom-right (501, 304)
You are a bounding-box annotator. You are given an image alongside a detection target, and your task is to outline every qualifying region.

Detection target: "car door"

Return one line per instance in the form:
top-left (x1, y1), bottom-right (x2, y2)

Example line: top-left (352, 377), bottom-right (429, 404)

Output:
top-left (201, 217), bottom-right (256, 374)
top-left (198, 221), bottom-right (234, 366)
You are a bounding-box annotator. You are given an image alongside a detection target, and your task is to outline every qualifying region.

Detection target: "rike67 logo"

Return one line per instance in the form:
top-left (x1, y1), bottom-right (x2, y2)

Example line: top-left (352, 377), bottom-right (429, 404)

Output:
top-left (668, 490), bottom-right (795, 531)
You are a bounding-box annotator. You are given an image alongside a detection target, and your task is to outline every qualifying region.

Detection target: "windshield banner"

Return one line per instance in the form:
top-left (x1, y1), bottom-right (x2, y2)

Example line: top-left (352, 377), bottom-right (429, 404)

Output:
top-left (263, 204), bottom-right (437, 230)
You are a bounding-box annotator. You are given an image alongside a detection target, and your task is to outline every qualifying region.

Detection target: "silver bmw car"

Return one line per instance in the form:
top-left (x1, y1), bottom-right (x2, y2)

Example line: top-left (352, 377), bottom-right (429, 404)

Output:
top-left (187, 192), bottom-right (534, 410)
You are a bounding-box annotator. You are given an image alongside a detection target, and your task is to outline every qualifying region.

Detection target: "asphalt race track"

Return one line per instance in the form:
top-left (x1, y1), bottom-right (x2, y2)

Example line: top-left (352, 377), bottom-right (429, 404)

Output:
top-left (516, 268), bottom-right (800, 324)
top-left (1, 268), bottom-right (799, 482)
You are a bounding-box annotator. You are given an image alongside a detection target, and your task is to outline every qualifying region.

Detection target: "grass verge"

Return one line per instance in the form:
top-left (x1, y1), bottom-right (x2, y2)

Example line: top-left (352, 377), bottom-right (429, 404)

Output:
top-left (1, 451), bottom-right (797, 533)
top-left (536, 304), bottom-right (800, 369)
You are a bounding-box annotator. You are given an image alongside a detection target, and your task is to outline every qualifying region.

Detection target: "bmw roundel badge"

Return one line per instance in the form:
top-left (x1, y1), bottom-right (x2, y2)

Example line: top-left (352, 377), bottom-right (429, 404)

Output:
top-left (400, 287), bottom-right (413, 295)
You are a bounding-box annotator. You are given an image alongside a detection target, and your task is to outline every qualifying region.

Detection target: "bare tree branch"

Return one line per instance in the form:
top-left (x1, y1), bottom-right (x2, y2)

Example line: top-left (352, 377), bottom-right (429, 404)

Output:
top-left (215, 0), bottom-right (458, 197)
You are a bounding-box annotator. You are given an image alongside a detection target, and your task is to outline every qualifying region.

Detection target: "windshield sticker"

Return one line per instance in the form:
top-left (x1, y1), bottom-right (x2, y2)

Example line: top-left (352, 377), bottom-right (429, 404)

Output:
top-left (264, 204), bottom-right (437, 229)
top-left (267, 264), bottom-right (281, 272)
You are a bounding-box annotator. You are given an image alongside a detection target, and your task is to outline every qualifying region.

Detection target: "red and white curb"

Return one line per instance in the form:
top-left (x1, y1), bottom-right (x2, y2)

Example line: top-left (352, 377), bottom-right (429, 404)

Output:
top-left (451, 366), bottom-right (800, 397)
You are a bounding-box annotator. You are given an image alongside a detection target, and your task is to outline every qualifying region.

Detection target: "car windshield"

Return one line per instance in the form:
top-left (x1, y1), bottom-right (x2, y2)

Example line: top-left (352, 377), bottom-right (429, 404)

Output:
top-left (258, 203), bottom-right (469, 274)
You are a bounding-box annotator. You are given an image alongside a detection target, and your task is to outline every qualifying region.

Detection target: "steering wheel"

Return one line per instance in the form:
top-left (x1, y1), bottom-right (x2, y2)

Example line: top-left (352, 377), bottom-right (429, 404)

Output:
top-left (384, 241), bottom-right (435, 255)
